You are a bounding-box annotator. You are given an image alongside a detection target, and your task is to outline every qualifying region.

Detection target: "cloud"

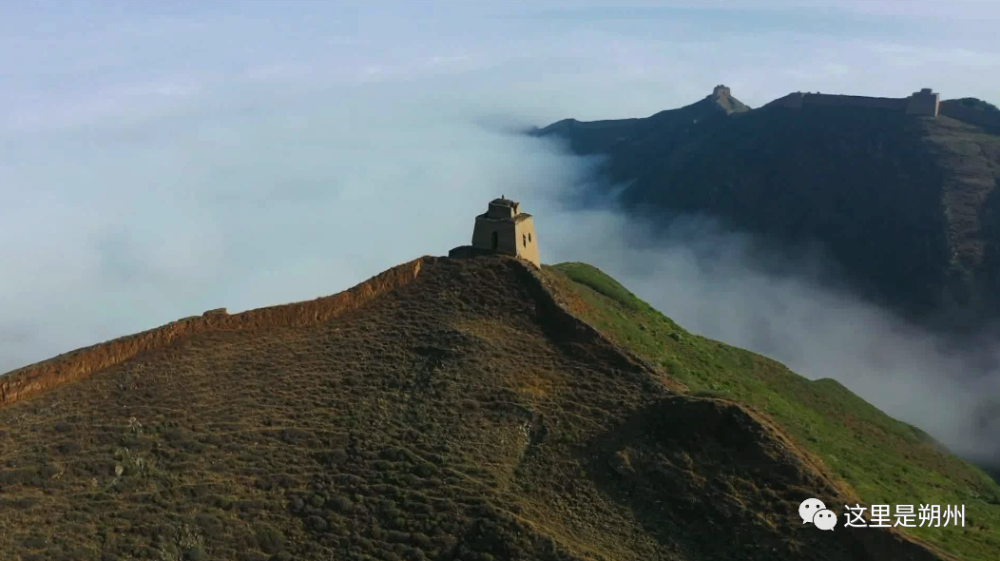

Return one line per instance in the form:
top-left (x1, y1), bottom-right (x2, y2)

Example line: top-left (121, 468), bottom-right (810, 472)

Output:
top-left (1, 0), bottom-right (999, 468)
top-left (541, 210), bottom-right (1000, 465)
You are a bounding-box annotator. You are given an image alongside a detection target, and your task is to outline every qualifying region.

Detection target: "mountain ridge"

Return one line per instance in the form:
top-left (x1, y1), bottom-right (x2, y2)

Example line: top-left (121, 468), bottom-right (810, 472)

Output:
top-left (533, 88), bottom-right (1000, 330)
top-left (1, 255), bottom-right (997, 560)
top-left (0, 258), bottom-right (426, 408)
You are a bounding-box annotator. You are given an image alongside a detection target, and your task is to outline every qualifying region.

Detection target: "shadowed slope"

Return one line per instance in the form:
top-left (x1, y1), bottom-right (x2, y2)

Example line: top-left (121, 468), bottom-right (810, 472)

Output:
top-left (536, 95), bottom-right (1000, 330)
top-left (0, 256), bottom-right (960, 560)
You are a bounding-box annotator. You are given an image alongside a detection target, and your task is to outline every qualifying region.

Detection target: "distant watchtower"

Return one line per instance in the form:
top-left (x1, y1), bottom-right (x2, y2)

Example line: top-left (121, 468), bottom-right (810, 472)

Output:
top-left (448, 196), bottom-right (540, 267)
top-left (711, 84), bottom-right (731, 98)
top-left (906, 87), bottom-right (940, 116)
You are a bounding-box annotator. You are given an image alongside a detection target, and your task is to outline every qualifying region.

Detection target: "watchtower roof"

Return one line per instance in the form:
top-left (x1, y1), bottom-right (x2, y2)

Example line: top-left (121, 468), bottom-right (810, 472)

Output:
top-left (483, 195), bottom-right (526, 220)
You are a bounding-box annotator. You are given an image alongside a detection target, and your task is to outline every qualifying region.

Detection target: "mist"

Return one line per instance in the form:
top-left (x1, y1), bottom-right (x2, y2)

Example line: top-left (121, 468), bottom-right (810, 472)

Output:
top-left (539, 207), bottom-right (1000, 466)
top-left (2, 0), bottom-right (1000, 467)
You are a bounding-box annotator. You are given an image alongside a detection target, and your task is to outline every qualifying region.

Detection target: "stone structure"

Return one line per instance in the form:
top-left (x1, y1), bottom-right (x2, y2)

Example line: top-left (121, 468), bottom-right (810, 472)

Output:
top-left (770, 88), bottom-right (940, 117)
top-left (705, 84), bottom-right (750, 115)
top-left (711, 84), bottom-right (731, 99)
top-left (906, 88), bottom-right (940, 116)
top-left (449, 197), bottom-right (540, 267)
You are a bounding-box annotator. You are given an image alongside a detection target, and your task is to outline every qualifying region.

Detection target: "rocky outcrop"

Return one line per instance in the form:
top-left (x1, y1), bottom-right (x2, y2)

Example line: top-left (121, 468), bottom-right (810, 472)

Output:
top-left (0, 258), bottom-right (426, 408)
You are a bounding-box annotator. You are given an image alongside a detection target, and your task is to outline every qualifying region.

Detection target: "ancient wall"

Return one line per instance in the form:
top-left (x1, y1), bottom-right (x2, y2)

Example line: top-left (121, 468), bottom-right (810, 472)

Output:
top-left (472, 217), bottom-right (518, 254)
top-left (802, 94), bottom-right (908, 111)
top-left (768, 91), bottom-right (941, 115)
top-left (906, 90), bottom-right (940, 116)
top-left (447, 246), bottom-right (494, 259)
top-left (514, 216), bottom-right (541, 267)
top-left (0, 258), bottom-right (426, 408)
top-left (487, 203), bottom-right (516, 219)
top-left (772, 93), bottom-right (804, 109)
top-left (712, 85), bottom-right (731, 98)
top-left (471, 215), bottom-right (540, 267)
top-left (939, 101), bottom-right (1000, 131)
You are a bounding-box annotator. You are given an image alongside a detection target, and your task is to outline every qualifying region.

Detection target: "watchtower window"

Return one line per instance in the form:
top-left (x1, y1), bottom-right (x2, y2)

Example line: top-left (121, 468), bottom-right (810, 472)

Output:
top-left (528, 233), bottom-right (532, 243)
top-left (491, 231), bottom-right (498, 250)
top-left (523, 234), bottom-right (527, 247)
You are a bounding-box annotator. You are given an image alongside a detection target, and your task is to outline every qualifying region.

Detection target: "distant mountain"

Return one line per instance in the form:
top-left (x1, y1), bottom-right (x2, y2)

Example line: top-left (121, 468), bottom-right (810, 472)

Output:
top-left (534, 87), bottom-right (1000, 332)
top-left (3, 255), bottom-right (998, 559)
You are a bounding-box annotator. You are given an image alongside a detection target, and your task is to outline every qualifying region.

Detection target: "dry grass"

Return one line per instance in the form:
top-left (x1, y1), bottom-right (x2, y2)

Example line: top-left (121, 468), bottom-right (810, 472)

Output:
top-left (0, 256), bottom-right (958, 560)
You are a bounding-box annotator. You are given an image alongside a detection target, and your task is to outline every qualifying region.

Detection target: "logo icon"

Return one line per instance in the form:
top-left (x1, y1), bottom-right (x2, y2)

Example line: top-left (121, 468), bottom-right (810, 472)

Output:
top-left (814, 509), bottom-right (838, 531)
top-left (799, 498), bottom-right (838, 531)
top-left (798, 498), bottom-right (826, 524)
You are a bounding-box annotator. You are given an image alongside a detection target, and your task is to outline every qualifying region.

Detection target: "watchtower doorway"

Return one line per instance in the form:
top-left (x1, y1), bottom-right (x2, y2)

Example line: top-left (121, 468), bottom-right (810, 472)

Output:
top-left (491, 231), bottom-right (499, 250)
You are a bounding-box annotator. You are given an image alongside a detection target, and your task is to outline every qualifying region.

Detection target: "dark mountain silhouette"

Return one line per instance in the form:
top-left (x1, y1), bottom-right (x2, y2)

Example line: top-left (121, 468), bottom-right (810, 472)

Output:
top-left (2, 255), bottom-right (998, 560)
top-left (533, 88), bottom-right (1000, 332)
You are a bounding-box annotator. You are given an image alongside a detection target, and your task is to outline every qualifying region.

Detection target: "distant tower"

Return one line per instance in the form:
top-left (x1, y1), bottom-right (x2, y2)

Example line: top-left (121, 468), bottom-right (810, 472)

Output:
top-left (448, 197), bottom-right (540, 267)
top-left (711, 84), bottom-right (731, 98)
top-left (906, 87), bottom-right (940, 117)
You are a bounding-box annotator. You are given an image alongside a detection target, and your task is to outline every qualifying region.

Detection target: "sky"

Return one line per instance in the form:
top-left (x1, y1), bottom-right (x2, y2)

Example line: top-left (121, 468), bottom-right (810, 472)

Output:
top-left (2, 0), bottom-right (1000, 464)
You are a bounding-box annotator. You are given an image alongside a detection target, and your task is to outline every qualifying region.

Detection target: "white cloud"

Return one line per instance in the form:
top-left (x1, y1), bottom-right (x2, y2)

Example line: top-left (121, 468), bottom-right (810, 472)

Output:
top-left (1, 0), bottom-right (1000, 467)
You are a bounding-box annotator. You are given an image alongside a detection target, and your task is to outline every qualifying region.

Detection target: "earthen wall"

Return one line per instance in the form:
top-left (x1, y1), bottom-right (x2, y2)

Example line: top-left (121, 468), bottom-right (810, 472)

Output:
top-left (514, 217), bottom-right (541, 267)
top-left (0, 258), bottom-right (427, 408)
top-left (472, 218), bottom-right (517, 254)
top-left (940, 102), bottom-right (1000, 130)
top-left (803, 94), bottom-right (908, 111)
top-left (769, 90), bottom-right (940, 116)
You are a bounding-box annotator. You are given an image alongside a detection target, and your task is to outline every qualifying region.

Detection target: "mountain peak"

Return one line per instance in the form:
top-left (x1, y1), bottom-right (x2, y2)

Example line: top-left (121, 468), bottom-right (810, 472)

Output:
top-left (533, 85), bottom-right (1000, 328)
top-left (706, 83), bottom-right (750, 114)
top-left (710, 84), bottom-right (732, 98)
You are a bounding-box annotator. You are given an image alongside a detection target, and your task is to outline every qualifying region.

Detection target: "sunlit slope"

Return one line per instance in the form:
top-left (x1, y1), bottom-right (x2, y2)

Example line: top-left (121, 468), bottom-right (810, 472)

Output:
top-left (546, 262), bottom-right (1000, 561)
top-left (0, 255), bottom-right (958, 561)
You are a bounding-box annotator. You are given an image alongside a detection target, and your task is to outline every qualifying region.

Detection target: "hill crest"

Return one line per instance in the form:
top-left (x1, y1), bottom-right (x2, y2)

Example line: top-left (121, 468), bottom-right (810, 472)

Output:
top-left (533, 87), bottom-right (1000, 329)
top-left (1, 254), bottom-right (988, 560)
top-left (0, 258), bottom-right (426, 407)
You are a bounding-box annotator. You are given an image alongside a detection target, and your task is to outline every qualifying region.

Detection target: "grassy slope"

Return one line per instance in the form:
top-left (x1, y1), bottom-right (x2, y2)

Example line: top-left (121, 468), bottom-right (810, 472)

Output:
top-left (547, 262), bottom-right (1000, 561)
top-left (2, 257), bottom-right (685, 561)
top-left (2, 255), bottom-right (968, 561)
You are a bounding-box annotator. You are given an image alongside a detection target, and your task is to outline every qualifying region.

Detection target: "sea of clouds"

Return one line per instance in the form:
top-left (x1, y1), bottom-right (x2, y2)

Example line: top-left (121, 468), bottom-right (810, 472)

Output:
top-left (2, 0), bottom-right (1000, 466)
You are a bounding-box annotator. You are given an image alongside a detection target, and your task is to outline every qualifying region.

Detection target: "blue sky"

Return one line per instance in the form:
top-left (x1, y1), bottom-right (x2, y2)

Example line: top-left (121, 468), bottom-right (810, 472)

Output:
top-left (2, 0), bottom-right (998, 132)
top-left (2, 0), bottom-right (1000, 461)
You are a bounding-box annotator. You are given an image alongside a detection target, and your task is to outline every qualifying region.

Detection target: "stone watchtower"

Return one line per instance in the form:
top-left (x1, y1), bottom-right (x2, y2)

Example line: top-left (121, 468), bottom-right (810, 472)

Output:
top-left (906, 88), bottom-right (940, 116)
top-left (711, 84), bottom-right (731, 98)
top-left (448, 196), bottom-right (540, 267)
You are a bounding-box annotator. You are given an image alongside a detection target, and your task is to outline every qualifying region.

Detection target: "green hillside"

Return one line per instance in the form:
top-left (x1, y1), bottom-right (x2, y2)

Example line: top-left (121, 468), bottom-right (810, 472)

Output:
top-left (546, 262), bottom-right (1000, 561)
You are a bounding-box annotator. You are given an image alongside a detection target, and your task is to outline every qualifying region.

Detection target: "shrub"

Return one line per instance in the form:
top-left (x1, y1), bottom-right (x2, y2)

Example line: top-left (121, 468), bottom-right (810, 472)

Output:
top-left (330, 494), bottom-right (354, 513)
top-left (184, 545), bottom-right (208, 561)
top-left (254, 524), bottom-right (285, 554)
top-left (306, 515), bottom-right (328, 532)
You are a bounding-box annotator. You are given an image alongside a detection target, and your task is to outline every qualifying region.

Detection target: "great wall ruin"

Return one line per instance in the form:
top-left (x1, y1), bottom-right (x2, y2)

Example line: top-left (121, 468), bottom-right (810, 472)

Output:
top-left (766, 87), bottom-right (941, 116)
top-left (715, 84), bottom-right (999, 130)
top-left (0, 258), bottom-right (426, 407)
